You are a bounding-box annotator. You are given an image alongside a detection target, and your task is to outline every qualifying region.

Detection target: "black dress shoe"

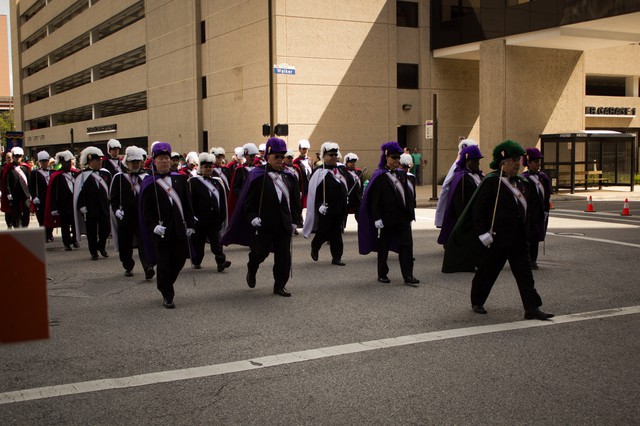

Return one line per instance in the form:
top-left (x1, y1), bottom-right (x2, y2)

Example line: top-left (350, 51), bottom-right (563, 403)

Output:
top-left (73, 242), bottom-right (80, 248)
top-left (331, 259), bottom-right (346, 266)
top-left (246, 270), bottom-right (256, 288)
top-left (378, 276), bottom-right (390, 283)
top-left (163, 299), bottom-right (175, 309)
top-left (404, 276), bottom-right (420, 286)
top-left (311, 248), bottom-right (319, 261)
top-left (193, 264), bottom-right (201, 269)
top-left (124, 270), bottom-right (134, 277)
top-left (217, 260), bottom-right (231, 272)
top-left (100, 250), bottom-right (109, 258)
top-left (524, 308), bottom-right (554, 320)
top-left (530, 262), bottom-right (539, 270)
top-left (91, 254), bottom-right (99, 261)
top-left (64, 246), bottom-right (72, 251)
top-left (273, 287), bottom-right (292, 297)
top-left (472, 305), bottom-right (487, 314)
top-left (47, 236), bottom-right (54, 242)
top-left (145, 268), bottom-right (155, 280)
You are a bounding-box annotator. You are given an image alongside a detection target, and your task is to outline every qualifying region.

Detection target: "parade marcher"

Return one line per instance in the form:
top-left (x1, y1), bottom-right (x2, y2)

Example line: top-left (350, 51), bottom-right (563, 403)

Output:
top-left (399, 153), bottom-right (417, 206)
top-left (303, 142), bottom-right (349, 266)
top-left (169, 152), bottom-right (181, 172)
top-left (221, 137), bottom-right (302, 297)
top-left (442, 140), bottom-right (554, 320)
top-left (29, 150), bottom-right (54, 241)
top-left (75, 147), bottom-right (112, 260)
top-left (0, 151), bottom-right (11, 228)
top-left (225, 147), bottom-right (245, 172)
top-left (45, 151), bottom-right (78, 250)
top-left (109, 146), bottom-right (154, 278)
top-left (188, 152), bottom-right (231, 272)
top-left (343, 153), bottom-right (364, 225)
top-left (139, 142), bottom-right (196, 309)
top-left (293, 139), bottom-right (312, 207)
top-left (255, 143), bottom-right (267, 166)
top-left (435, 138), bottom-right (479, 228)
top-left (358, 142), bottom-right (419, 286)
top-left (181, 152), bottom-right (199, 177)
top-left (211, 147), bottom-right (232, 190)
top-left (437, 145), bottom-right (484, 246)
top-left (102, 139), bottom-right (123, 176)
top-left (1, 147), bottom-right (32, 228)
top-left (228, 143), bottom-right (259, 215)
top-left (522, 147), bottom-right (552, 270)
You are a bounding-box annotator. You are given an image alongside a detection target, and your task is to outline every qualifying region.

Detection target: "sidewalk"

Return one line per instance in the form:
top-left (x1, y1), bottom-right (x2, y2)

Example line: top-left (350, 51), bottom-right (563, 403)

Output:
top-left (414, 183), bottom-right (640, 208)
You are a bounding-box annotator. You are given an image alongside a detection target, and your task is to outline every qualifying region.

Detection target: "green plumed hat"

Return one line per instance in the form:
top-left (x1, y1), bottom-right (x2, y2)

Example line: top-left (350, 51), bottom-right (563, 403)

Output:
top-left (490, 140), bottom-right (526, 170)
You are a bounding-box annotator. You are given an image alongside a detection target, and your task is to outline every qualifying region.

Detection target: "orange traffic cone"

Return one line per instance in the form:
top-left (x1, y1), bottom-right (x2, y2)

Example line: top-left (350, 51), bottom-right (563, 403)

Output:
top-left (621, 198), bottom-right (631, 216)
top-left (585, 196), bottom-right (595, 212)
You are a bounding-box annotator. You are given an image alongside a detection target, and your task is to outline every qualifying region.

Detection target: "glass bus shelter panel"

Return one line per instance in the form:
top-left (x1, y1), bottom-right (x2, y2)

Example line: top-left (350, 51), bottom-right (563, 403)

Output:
top-left (617, 143), bottom-right (633, 184)
top-left (558, 142), bottom-right (573, 162)
top-left (602, 142), bottom-right (617, 183)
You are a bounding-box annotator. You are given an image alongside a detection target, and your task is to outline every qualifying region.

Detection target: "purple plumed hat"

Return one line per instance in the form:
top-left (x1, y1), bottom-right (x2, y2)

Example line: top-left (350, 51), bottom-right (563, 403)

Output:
top-left (378, 141), bottom-right (403, 168)
top-left (152, 142), bottom-right (172, 158)
top-left (456, 145), bottom-right (484, 168)
top-left (523, 147), bottom-right (543, 166)
top-left (265, 137), bottom-right (287, 154)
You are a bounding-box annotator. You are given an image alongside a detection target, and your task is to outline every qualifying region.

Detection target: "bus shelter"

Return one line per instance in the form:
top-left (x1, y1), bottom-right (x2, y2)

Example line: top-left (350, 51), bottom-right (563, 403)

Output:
top-left (540, 132), bottom-right (636, 194)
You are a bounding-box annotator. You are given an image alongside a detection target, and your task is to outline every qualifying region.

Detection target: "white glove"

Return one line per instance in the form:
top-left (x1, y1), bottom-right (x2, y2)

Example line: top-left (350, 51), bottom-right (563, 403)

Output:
top-left (153, 224), bottom-right (166, 236)
top-left (7, 194), bottom-right (12, 201)
top-left (33, 197), bottom-right (40, 205)
top-left (479, 232), bottom-right (494, 247)
top-left (186, 228), bottom-right (195, 237)
top-left (51, 210), bottom-right (59, 217)
top-left (319, 204), bottom-right (328, 215)
top-left (80, 206), bottom-right (88, 214)
top-left (115, 209), bottom-right (124, 220)
top-left (251, 217), bottom-right (262, 227)
top-left (374, 219), bottom-right (384, 229)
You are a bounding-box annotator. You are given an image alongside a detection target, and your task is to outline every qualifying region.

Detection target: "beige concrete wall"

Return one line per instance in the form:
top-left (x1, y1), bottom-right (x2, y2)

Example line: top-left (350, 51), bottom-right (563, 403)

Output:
top-left (202, 0), bottom-right (270, 150)
top-left (480, 42), bottom-right (584, 170)
top-left (0, 16), bottom-right (11, 98)
top-left (146, 0), bottom-right (202, 154)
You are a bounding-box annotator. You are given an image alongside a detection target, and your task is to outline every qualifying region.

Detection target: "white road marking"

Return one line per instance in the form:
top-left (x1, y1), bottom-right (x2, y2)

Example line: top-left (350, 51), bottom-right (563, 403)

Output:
top-left (548, 232), bottom-right (640, 248)
top-left (2, 305), bottom-right (640, 405)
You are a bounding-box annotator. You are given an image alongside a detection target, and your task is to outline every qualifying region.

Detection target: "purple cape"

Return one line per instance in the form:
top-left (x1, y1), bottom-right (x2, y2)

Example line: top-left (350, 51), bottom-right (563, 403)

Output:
top-left (220, 167), bottom-right (266, 248)
top-left (357, 168), bottom-right (400, 255)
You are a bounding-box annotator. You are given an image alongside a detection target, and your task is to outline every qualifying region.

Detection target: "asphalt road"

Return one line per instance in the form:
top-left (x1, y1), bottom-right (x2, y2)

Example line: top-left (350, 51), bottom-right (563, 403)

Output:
top-left (1, 201), bottom-right (640, 424)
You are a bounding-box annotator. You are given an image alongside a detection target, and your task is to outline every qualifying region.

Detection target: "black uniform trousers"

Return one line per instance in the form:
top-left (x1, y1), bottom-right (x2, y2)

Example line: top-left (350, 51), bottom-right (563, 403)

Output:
top-left (378, 222), bottom-right (414, 280)
top-left (192, 221), bottom-right (226, 267)
top-left (9, 198), bottom-right (30, 228)
top-left (85, 214), bottom-right (110, 256)
top-left (155, 239), bottom-right (189, 302)
top-left (34, 204), bottom-right (54, 239)
top-left (471, 239), bottom-right (542, 310)
top-left (117, 220), bottom-right (150, 273)
top-left (248, 228), bottom-right (291, 292)
top-left (311, 214), bottom-right (344, 261)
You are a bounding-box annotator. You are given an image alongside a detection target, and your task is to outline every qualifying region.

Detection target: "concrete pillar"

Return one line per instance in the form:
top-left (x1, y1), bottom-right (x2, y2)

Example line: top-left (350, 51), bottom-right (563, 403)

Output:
top-left (479, 39), bottom-right (507, 149)
top-left (626, 77), bottom-right (639, 97)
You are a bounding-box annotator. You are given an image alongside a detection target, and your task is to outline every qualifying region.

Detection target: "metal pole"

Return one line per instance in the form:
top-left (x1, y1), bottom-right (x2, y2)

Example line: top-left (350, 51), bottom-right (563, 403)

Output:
top-left (268, 0), bottom-right (275, 137)
top-left (430, 93), bottom-right (438, 200)
top-left (70, 128), bottom-right (74, 154)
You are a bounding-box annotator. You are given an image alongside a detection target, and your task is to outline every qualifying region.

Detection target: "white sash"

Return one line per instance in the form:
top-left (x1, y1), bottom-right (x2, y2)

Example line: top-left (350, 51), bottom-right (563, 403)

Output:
top-left (109, 158), bottom-right (122, 174)
top-left (38, 169), bottom-right (50, 185)
top-left (386, 172), bottom-right (406, 206)
top-left (501, 177), bottom-right (527, 215)
top-left (214, 167), bottom-right (229, 189)
top-left (63, 172), bottom-right (75, 193)
top-left (194, 176), bottom-right (220, 208)
top-left (269, 171), bottom-right (290, 207)
top-left (528, 174), bottom-right (545, 199)
top-left (123, 173), bottom-right (142, 196)
top-left (348, 170), bottom-right (361, 187)
top-left (92, 172), bottom-right (110, 196)
top-left (15, 166), bottom-right (28, 188)
top-left (156, 176), bottom-right (185, 222)
top-left (470, 173), bottom-right (482, 186)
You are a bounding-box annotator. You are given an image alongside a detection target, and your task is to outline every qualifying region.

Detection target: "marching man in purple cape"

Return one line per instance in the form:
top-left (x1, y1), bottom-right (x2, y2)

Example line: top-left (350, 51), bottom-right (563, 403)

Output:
top-left (437, 144), bottom-right (484, 246)
top-left (221, 137), bottom-right (302, 297)
top-left (139, 142), bottom-right (196, 309)
top-left (358, 141), bottom-right (420, 286)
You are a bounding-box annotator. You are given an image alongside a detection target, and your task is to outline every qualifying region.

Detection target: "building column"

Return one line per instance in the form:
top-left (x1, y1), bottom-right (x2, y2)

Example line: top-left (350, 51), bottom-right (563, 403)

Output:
top-left (479, 39), bottom-right (507, 148)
